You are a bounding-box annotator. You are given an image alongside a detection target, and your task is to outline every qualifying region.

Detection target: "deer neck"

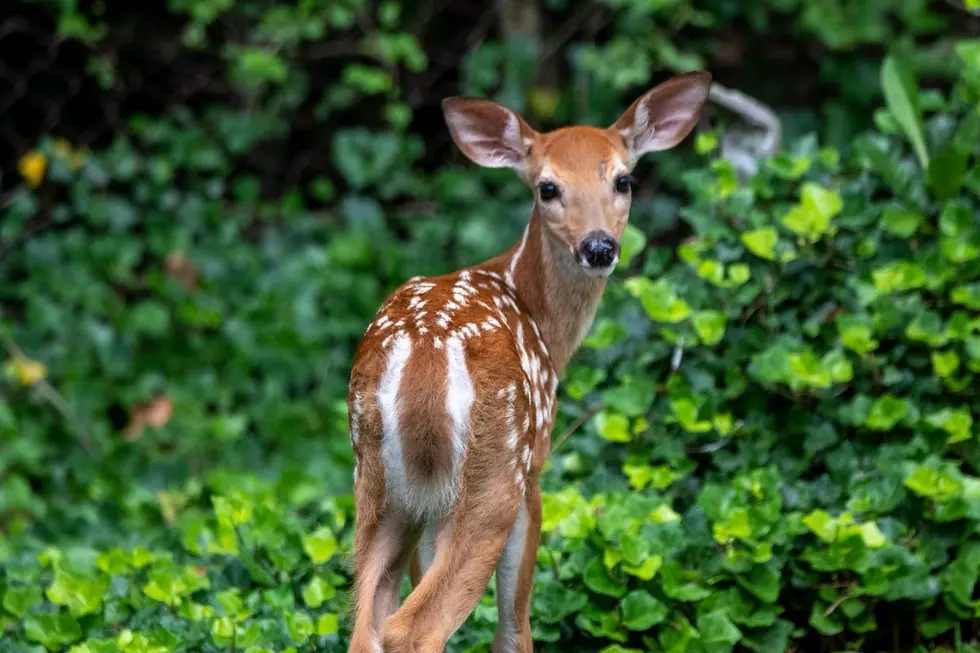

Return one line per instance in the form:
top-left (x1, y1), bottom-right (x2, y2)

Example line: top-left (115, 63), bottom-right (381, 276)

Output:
top-left (491, 211), bottom-right (607, 376)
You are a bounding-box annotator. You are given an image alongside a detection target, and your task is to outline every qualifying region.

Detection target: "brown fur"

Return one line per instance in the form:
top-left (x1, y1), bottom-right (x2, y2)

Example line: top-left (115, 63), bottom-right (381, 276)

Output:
top-left (345, 70), bottom-right (712, 653)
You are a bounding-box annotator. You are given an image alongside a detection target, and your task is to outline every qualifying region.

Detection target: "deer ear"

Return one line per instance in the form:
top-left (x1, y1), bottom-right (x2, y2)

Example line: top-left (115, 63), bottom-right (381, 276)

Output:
top-left (441, 97), bottom-right (536, 171)
top-left (612, 71), bottom-right (712, 166)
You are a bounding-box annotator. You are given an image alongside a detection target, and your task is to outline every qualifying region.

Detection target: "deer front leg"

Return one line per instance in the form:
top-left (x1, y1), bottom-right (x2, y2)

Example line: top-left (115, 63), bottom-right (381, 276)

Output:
top-left (493, 479), bottom-right (541, 653)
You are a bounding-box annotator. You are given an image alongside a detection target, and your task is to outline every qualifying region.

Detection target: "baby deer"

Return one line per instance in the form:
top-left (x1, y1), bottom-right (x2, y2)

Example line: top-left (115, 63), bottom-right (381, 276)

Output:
top-left (346, 70), bottom-right (712, 653)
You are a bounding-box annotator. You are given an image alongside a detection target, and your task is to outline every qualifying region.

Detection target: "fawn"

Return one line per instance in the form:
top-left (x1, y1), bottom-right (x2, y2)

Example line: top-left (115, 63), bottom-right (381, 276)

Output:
top-left (346, 70), bottom-right (712, 653)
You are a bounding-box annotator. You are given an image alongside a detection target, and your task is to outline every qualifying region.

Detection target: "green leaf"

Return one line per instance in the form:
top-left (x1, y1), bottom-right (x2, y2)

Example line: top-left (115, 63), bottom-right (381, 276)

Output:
top-left (927, 144), bottom-right (969, 202)
top-left (594, 410), bottom-right (632, 443)
top-left (620, 590), bottom-right (668, 630)
top-left (693, 310), bottom-right (727, 346)
top-left (316, 612), bottom-right (339, 636)
top-left (623, 277), bottom-right (691, 323)
top-left (803, 510), bottom-right (837, 543)
top-left (584, 557), bottom-right (626, 598)
top-left (865, 395), bottom-right (909, 430)
top-left (302, 526), bottom-right (338, 564)
top-left (880, 206), bottom-right (922, 237)
top-left (670, 398), bottom-right (712, 433)
top-left (880, 55), bottom-right (929, 169)
top-left (650, 503), bottom-right (681, 524)
top-left (741, 227), bottom-right (779, 260)
top-left (925, 407), bottom-right (974, 443)
top-left (534, 583), bottom-right (589, 623)
top-left (24, 612), bottom-right (82, 649)
top-left (46, 568), bottom-right (110, 616)
top-left (932, 350), bottom-right (960, 378)
top-left (697, 610), bottom-right (742, 644)
top-left (3, 585), bottom-right (42, 617)
top-left (617, 224), bottom-right (647, 269)
top-left (781, 182), bottom-right (842, 242)
top-left (837, 315), bottom-right (878, 355)
top-left (302, 576), bottom-right (336, 608)
top-left (285, 610), bottom-right (314, 644)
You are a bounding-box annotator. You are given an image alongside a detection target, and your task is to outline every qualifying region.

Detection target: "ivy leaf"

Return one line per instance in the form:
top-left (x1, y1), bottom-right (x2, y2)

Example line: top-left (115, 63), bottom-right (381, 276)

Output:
top-left (617, 224), bottom-right (647, 269)
top-left (584, 557), bottom-right (626, 598)
top-left (302, 526), bottom-right (338, 564)
top-left (620, 590), bottom-right (668, 630)
top-left (693, 310), bottom-right (727, 346)
top-left (697, 610), bottom-right (742, 644)
top-left (932, 351), bottom-right (960, 378)
top-left (2, 585), bottom-right (42, 617)
top-left (594, 410), bottom-right (632, 443)
top-left (781, 183), bottom-right (842, 242)
top-left (316, 613), bottom-right (340, 636)
top-left (880, 206), bottom-right (922, 237)
top-left (741, 227), bottom-right (779, 260)
top-left (623, 277), bottom-right (691, 323)
top-left (285, 610), bottom-right (315, 644)
top-left (24, 612), bottom-right (82, 649)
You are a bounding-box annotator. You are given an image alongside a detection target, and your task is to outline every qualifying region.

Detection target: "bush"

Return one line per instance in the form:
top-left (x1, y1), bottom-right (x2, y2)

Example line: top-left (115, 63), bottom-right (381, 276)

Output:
top-left (2, 0), bottom-right (980, 651)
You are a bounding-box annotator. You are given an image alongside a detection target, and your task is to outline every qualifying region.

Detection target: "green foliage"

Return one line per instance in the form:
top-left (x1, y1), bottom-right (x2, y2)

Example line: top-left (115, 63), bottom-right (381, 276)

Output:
top-left (3, 0), bottom-right (980, 651)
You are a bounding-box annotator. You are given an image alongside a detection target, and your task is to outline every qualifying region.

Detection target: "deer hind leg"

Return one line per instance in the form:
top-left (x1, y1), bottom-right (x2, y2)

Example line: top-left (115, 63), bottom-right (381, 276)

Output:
top-left (493, 479), bottom-right (541, 653)
top-left (382, 486), bottom-right (522, 653)
top-left (347, 497), bottom-right (418, 653)
top-left (408, 516), bottom-right (443, 589)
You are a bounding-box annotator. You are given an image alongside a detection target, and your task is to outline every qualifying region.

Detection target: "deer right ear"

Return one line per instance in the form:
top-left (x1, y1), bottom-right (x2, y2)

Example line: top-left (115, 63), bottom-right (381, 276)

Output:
top-left (441, 97), bottom-right (535, 172)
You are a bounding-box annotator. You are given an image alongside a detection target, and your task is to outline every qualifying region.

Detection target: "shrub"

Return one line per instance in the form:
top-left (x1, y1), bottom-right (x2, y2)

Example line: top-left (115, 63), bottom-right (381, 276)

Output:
top-left (2, 1), bottom-right (980, 651)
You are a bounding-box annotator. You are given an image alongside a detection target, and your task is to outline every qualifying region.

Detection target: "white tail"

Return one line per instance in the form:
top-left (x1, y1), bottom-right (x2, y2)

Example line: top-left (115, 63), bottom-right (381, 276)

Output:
top-left (345, 70), bottom-right (712, 653)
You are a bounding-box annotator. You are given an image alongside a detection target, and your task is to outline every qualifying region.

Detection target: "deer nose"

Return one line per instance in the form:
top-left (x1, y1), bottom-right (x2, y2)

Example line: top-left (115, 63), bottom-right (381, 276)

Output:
top-left (579, 231), bottom-right (619, 268)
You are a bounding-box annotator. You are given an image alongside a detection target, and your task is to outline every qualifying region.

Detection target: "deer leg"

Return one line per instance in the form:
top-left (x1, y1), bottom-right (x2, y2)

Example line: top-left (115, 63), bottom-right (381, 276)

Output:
top-left (493, 479), bottom-right (541, 653)
top-left (382, 486), bottom-right (521, 653)
top-left (347, 505), bottom-right (416, 653)
top-left (408, 517), bottom-right (441, 588)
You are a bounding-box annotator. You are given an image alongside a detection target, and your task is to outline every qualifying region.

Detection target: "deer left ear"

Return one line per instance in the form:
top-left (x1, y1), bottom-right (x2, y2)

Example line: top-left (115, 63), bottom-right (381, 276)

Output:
top-left (611, 71), bottom-right (712, 167)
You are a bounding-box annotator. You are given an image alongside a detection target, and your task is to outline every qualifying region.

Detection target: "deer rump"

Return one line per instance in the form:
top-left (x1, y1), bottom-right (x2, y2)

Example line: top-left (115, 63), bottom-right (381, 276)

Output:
top-left (359, 317), bottom-right (536, 523)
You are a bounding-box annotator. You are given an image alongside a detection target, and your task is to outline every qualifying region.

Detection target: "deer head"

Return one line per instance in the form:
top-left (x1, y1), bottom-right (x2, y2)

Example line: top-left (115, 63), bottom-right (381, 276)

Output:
top-left (441, 71), bottom-right (712, 278)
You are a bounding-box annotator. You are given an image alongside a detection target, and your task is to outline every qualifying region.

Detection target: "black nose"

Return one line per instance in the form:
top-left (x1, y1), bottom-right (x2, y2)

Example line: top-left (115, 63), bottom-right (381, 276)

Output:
top-left (579, 231), bottom-right (619, 268)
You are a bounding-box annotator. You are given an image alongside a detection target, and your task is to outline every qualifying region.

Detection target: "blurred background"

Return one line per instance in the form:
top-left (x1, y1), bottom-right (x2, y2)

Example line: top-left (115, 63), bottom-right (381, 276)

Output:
top-left (2, 1), bottom-right (980, 652)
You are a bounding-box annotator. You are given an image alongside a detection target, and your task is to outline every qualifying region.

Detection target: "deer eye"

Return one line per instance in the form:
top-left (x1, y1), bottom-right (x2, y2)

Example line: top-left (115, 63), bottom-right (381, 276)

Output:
top-left (538, 181), bottom-right (560, 201)
top-left (615, 174), bottom-right (631, 194)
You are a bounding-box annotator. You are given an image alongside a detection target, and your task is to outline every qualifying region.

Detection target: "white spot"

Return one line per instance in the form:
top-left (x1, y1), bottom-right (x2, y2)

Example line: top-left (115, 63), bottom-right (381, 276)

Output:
top-left (504, 384), bottom-right (519, 452)
top-left (445, 337), bottom-right (475, 504)
top-left (350, 392), bottom-right (362, 445)
top-left (377, 334), bottom-right (413, 512)
top-left (433, 337), bottom-right (443, 350)
top-left (505, 225), bottom-right (530, 288)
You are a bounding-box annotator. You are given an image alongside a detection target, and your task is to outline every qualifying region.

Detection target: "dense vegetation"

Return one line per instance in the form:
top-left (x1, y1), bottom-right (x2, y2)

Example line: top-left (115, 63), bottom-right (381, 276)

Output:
top-left (1, 0), bottom-right (980, 651)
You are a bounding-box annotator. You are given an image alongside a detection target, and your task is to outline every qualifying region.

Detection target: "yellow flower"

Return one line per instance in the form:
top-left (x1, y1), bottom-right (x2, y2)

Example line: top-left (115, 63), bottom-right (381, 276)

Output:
top-left (4, 356), bottom-right (47, 386)
top-left (18, 150), bottom-right (47, 188)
